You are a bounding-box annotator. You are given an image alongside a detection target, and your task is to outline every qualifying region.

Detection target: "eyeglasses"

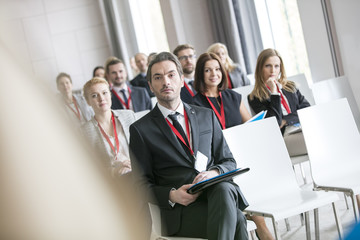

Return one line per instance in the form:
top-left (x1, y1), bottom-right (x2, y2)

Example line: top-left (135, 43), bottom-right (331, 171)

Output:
top-left (178, 55), bottom-right (197, 61)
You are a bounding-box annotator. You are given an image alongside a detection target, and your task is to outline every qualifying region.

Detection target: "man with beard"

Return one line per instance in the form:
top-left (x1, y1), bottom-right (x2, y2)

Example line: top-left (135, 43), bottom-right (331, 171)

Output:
top-left (173, 44), bottom-right (197, 104)
top-left (105, 57), bottom-right (152, 112)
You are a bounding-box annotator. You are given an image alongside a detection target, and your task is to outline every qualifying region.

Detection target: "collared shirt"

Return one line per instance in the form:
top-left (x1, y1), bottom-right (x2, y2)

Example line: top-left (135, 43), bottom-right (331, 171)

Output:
top-left (112, 84), bottom-right (133, 110)
top-left (157, 101), bottom-right (193, 148)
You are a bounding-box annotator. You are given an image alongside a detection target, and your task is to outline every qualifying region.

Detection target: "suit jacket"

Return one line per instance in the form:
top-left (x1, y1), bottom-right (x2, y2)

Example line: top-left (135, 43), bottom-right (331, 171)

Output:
top-left (248, 88), bottom-right (310, 127)
top-left (82, 109), bottom-right (136, 169)
top-left (180, 81), bottom-right (196, 104)
top-left (129, 103), bottom-right (248, 235)
top-left (111, 84), bottom-right (152, 113)
top-left (228, 64), bottom-right (250, 88)
top-left (130, 73), bottom-right (155, 97)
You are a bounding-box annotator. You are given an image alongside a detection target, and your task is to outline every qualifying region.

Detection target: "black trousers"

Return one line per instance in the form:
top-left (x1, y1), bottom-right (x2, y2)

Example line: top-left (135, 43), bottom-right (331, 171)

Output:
top-left (173, 181), bottom-right (248, 240)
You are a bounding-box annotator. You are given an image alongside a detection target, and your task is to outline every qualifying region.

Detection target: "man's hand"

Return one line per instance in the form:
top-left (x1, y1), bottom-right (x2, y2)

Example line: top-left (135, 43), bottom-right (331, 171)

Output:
top-left (192, 169), bottom-right (219, 184)
top-left (169, 184), bottom-right (200, 206)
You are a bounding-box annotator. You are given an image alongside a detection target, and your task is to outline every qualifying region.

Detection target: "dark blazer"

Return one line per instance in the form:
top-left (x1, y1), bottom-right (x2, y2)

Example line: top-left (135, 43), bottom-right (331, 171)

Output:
top-left (228, 64), bottom-right (250, 88)
top-left (129, 103), bottom-right (248, 235)
top-left (111, 84), bottom-right (152, 112)
top-left (248, 88), bottom-right (310, 127)
top-left (130, 73), bottom-right (155, 97)
top-left (180, 81), bottom-right (196, 104)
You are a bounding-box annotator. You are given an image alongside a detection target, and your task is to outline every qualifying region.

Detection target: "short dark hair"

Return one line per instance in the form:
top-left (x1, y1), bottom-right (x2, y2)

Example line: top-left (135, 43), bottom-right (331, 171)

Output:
top-left (56, 72), bottom-right (72, 85)
top-left (104, 57), bottom-right (124, 74)
top-left (146, 52), bottom-right (183, 83)
top-left (194, 52), bottom-right (227, 93)
top-left (173, 44), bottom-right (195, 57)
top-left (92, 66), bottom-right (104, 77)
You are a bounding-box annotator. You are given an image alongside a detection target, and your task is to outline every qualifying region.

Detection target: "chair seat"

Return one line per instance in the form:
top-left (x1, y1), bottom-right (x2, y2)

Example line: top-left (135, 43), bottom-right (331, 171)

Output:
top-left (243, 189), bottom-right (339, 221)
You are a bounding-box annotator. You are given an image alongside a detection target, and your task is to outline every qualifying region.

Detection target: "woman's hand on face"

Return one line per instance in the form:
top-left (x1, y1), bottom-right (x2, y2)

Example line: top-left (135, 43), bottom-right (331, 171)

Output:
top-left (265, 77), bottom-right (277, 94)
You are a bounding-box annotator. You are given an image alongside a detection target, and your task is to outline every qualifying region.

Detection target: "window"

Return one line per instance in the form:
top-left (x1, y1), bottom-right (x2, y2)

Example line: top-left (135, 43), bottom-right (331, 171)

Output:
top-left (129, 0), bottom-right (169, 54)
top-left (254, 0), bottom-right (312, 84)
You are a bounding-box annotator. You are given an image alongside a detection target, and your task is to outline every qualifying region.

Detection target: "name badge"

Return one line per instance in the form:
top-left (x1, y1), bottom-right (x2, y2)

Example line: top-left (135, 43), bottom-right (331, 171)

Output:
top-left (195, 151), bottom-right (208, 172)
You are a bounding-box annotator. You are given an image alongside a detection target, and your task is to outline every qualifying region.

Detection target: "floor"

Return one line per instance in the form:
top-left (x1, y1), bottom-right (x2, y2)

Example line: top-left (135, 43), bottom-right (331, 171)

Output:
top-left (259, 163), bottom-right (357, 240)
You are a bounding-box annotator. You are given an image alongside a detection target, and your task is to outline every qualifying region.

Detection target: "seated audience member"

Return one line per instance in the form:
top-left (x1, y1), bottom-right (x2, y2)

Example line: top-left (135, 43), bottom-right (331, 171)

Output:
top-left (130, 52), bottom-right (249, 239)
top-left (193, 53), bottom-right (251, 128)
top-left (207, 42), bottom-right (250, 88)
top-left (248, 48), bottom-right (310, 156)
top-left (130, 52), bottom-right (154, 97)
top-left (56, 72), bottom-right (94, 124)
top-left (93, 66), bottom-right (105, 78)
top-left (104, 56), bottom-right (152, 113)
top-left (193, 53), bottom-right (273, 239)
top-left (173, 44), bottom-right (197, 104)
top-left (82, 77), bottom-right (136, 177)
top-left (147, 52), bottom-right (157, 64)
top-left (129, 56), bottom-right (139, 77)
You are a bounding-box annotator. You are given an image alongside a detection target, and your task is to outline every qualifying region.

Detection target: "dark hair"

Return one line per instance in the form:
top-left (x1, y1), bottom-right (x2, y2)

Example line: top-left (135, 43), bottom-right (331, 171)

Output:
top-left (146, 52), bottom-right (183, 82)
top-left (56, 72), bottom-right (72, 85)
top-left (92, 66), bottom-right (104, 77)
top-left (173, 44), bottom-right (195, 57)
top-left (104, 57), bottom-right (124, 74)
top-left (194, 53), bottom-right (227, 93)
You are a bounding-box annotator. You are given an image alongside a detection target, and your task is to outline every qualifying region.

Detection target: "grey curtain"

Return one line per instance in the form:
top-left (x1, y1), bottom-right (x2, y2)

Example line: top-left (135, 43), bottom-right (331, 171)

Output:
top-left (208, 0), bottom-right (263, 74)
top-left (98, 0), bottom-right (136, 78)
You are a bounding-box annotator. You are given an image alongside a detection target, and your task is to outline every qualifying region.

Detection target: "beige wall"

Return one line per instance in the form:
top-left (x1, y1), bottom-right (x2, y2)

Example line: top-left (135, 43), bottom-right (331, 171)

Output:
top-left (0, 0), bottom-right (111, 91)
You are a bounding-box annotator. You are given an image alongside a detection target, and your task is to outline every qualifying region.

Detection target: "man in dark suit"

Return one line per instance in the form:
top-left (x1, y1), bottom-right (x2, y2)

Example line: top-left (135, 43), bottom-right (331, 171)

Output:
top-left (130, 52), bottom-right (248, 239)
top-left (130, 52), bottom-right (155, 97)
top-left (173, 44), bottom-right (197, 104)
top-left (105, 57), bottom-right (152, 112)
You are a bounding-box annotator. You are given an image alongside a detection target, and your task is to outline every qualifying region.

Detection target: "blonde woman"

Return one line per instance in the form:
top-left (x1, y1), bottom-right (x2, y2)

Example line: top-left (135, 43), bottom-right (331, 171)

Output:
top-left (249, 48), bottom-right (310, 157)
top-left (82, 77), bottom-right (136, 176)
top-left (207, 42), bottom-right (250, 89)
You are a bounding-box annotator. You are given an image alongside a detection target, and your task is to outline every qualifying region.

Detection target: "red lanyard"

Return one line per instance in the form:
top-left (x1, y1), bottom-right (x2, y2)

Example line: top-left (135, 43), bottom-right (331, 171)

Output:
top-left (96, 113), bottom-right (119, 158)
top-left (184, 82), bottom-right (194, 97)
top-left (111, 86), bottom-right (132, 109)
top-left (226, 73), bottom-right (233, 89)
top-left (206, 92), bottom-right (226, 129)
top-left (267, 85), bottom-right (291, 114)
top-left (166, 110), bottom-right (193, 156)
top-left (66, 96), bottom-right (81, 121)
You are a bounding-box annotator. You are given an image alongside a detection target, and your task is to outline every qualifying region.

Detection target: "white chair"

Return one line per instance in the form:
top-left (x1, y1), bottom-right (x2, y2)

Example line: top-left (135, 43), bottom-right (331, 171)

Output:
top-left (134, 109), bottom-right (150, 120)
top-left (298, 98), bottom-right (360, 221)
top-left (222, 117), bottom-right (343, 239)
top-left (148, 203), bottom-right (257, 240)
top-left (151, 97), bottom-right (158, 109)
top-left (232, 85), bottom-right (255, 116)
top-left (287, 73), bottom-right (315, 106)
top-left (311, 76), bottom-right (360, 131)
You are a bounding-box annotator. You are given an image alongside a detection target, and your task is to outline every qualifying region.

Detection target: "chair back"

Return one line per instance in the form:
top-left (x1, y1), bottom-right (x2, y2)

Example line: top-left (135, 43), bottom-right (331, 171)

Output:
top-left (134, 109), bottom-right (150, 120)
top-left (297, 98), bottom-right (360, 184)
top-left (151, 97), bottom-right (158, 109)
top-left (287, 73), bottom-right (315, 105)
top-left (312, 76), bottom-right (360, 130)
top-left (222, 117), bottom-right (300, 205)
top-left (232, 85), bottom-right (255, 115)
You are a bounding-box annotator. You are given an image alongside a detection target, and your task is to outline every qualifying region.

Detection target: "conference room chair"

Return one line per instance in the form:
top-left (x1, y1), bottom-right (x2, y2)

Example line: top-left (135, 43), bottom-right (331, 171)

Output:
top-left (232, 85), bottom-right (255, 116)
top-left (311, 75), bottom-right (360, 131)
top-left (134, 109), bottom-right (150, 120)
top-left (223, 117), bottom-right (343, 240)
top-left (287, 73), bottom-right (315, 106)
top-left (298, 98), bottom-right (360, 222)
top-left (151, 97), bottom-right (158, 109)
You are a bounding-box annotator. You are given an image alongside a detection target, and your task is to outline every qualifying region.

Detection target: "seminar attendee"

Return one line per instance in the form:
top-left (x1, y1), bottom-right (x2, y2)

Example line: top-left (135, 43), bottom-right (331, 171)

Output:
top-left (104, 56), bottom-right (152, 113)
top-left (193, 53), bottom-right (251, 128)
top-left (56, 72), bottom-right (94, 124)
top-left (173, 44), bottom-right (197, 104)
top-left (82, 77), bottom-right (136, 177)
top-left (248, 48), bottom-right (310, 157)
top-left (130, 52), bottom-right (249, 239)
top-left (131, 52), bottom-right (154, 97)
top-left (93, 66), bottom-right (105, 78)
top-left (207, 42), bottom-right (250, 88)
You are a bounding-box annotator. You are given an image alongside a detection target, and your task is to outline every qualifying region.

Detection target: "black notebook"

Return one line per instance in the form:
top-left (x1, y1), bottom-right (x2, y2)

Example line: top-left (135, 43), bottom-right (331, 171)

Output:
top-left (187, 167), bottom-right (250, 194)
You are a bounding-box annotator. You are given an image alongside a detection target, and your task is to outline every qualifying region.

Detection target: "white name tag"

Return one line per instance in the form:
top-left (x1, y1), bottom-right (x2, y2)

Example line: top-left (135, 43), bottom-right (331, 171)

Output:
top-left (195, 151), bottom-right (208, 172)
